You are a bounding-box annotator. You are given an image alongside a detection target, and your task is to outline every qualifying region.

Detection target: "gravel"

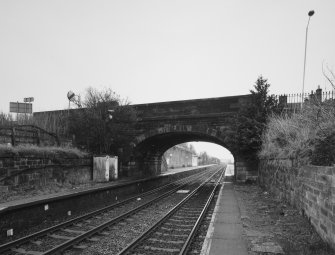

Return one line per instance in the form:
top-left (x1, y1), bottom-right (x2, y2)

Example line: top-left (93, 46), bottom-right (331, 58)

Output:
top-left (2, 167), bottom-right (222, 255)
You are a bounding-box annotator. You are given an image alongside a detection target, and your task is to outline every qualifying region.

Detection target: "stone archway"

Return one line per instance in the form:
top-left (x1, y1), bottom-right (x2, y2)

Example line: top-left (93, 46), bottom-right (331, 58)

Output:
top-left (127, 124), bottom-right (254, 180)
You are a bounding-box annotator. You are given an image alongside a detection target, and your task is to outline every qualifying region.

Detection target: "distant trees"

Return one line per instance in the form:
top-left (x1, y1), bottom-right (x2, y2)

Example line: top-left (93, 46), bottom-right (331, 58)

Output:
top-left (0, 112), bottom-right (14, 126)
top-left (68, 87), bottom-right (137, 159)
top-left (198, 151), bottom-right (221, 165)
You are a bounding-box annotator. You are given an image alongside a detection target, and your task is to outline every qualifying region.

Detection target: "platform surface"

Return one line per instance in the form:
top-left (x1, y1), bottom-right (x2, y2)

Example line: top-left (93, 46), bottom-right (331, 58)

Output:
top-left (202, 182), bottom-right (248, 255)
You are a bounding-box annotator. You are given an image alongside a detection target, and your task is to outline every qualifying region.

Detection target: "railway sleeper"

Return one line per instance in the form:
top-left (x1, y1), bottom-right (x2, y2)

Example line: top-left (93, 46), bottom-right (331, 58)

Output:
top-left (160, 226), bottom-right (190, 232)
top-left (173, 215), bottom-right (198, 219)
top-left (86, 237), bottom-right (100, 242)
top-left (48, 234), bottom-right (73, 240)
top-left (62, 228), bottom-right (86, 234)
top-left (164, 222), bottom-right (195, 228)
top-left (11, 247), bottom-right (43, 255)
top-left (148, 238), bottom-right (184, 244)
top-left (72, 244), bottom-right (88, 250)
top-left (154, 232), bottom-right (188, 237)
top-left (141, 245), bottom-right (180, 253)
top-left (30, 240), bottom-right (42, 246)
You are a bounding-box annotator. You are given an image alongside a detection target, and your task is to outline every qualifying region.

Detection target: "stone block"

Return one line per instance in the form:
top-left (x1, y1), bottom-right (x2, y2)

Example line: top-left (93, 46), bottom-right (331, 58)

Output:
top-left (3, 158), bottom-right (14, 167)
top-left (313, 189), bottom-right (320, 196)
top-left (320, 223), bottom-right (328, 234)
top-left (325, 167), bottom-right (333, 175)
top-left (325, 201), bottom-right (332, 211)
top-left (321, 207), bottom-right (328, 217)
top-left (0, 168), bottom-right (7, 178)
top-left (330, 214), bottom-right (335, 224)
top-left (316, 174), bottom-right (327, 183)
top-left (308, 192), bottom-right (317, 202)
top-left (310, 216), bottom-right (319, 228)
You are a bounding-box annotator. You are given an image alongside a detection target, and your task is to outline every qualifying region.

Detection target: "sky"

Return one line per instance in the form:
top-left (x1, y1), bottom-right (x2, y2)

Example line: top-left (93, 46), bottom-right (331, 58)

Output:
top-left (1, 0), bottom-right (334, 159)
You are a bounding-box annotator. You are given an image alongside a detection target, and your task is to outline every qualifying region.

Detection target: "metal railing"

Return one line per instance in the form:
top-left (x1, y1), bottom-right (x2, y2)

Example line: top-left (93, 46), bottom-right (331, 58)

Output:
top-left (276, 87), bottom-right (335, 112)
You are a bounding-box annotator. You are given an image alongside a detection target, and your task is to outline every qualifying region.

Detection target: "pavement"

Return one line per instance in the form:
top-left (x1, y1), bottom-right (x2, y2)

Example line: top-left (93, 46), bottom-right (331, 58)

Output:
top-left (201, 182), bottom-right (249, 255)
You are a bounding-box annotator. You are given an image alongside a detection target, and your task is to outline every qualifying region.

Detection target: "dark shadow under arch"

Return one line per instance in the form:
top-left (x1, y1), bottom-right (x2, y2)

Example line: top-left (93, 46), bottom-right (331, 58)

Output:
top-left (132, 131), bottom-right (236, 176)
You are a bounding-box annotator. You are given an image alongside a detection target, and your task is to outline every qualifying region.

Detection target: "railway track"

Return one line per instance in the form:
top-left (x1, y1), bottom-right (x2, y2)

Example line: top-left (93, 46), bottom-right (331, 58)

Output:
top-left (0, 166), bottom-right (223, 255)
top-left (118, 166), bottom-right (225, 255)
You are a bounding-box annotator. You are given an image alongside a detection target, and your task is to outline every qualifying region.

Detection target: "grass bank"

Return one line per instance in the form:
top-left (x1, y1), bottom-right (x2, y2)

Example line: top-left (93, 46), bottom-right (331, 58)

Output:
top-left (0, 144), bottom-right (88, 158)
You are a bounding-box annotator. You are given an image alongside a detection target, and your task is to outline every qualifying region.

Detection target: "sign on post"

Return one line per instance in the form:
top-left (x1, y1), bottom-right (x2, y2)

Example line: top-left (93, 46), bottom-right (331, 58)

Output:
top-left (24, 97), bottom-right (34, 103)
top-left (10, 102), bottom-right (33, 114)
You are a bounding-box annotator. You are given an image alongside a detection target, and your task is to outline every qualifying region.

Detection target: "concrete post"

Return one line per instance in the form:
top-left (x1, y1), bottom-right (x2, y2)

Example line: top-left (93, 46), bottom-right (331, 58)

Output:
top-left (316, 86), bottom-right (322, 102)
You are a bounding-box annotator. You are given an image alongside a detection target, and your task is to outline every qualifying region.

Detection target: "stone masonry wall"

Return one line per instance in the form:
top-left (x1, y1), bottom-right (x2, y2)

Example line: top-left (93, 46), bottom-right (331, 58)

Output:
top-left (0, 156), bottom-right (92, 191)
top-left (259, 159), bottom-right (335, 249)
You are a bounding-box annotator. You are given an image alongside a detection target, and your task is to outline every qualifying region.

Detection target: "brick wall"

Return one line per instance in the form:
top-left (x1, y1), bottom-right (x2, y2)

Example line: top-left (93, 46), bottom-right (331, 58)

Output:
top-left (259, 159), bottom-right (335, 249)
top-left (0, 156), bottom-right (92, 190)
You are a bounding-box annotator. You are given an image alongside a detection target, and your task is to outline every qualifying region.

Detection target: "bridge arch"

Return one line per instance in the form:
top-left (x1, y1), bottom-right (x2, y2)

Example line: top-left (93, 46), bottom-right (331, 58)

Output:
top-left (130, 125), bottom-right (238, 177)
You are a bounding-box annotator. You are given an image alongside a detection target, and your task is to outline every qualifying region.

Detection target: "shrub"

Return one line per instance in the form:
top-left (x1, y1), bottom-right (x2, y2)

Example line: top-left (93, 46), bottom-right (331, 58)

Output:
top-left (260, 100), bottom-right (335, 166)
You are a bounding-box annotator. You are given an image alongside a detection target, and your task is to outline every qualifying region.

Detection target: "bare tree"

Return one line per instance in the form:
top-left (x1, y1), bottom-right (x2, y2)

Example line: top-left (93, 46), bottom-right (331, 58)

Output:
top-left (322, 62), bottom-right (335, 89)
top-left (69, 87), bottom-right (137, 156)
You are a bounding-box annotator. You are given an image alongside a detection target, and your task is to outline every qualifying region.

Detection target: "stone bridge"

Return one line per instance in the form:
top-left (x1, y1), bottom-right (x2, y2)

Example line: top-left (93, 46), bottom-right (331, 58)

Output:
top-left (126, 95), bottom-right (255, 181)
top-left (35, 94), bottom-right (257, 181)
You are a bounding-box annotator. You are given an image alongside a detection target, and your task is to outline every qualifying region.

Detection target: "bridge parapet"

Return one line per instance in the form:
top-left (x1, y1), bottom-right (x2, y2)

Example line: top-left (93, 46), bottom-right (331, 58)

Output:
top-left (133, 95), bottom-right (251, 119)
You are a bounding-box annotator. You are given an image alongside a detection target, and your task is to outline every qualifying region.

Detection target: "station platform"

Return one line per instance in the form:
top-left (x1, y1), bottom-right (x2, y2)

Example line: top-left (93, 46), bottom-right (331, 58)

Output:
top-left (0, 165), bottom-right (211, 211)
top-left (201, 181), bottom-right (248, 255)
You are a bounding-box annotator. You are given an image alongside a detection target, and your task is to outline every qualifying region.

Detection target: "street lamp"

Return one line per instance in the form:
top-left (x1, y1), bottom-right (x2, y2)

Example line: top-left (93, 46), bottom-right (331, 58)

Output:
top-left (301, 10), bottom-right (315, 106)
top-left (67, 91), bottom-right (75, 110)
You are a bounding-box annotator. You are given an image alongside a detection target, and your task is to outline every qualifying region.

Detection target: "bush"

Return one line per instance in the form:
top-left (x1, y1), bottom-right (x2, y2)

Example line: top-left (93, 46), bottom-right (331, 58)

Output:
top-left (260, 100), bottom-right (335, 166)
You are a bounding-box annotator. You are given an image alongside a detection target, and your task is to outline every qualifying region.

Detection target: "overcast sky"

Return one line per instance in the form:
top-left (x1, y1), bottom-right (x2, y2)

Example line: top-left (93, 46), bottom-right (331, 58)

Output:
top-left (1, 0), bottom-right (334, 159)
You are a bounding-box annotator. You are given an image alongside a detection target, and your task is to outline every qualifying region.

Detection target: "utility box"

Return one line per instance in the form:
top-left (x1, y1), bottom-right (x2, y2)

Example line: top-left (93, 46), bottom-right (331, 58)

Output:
top-left (93, 156), bottom-right (118, 182)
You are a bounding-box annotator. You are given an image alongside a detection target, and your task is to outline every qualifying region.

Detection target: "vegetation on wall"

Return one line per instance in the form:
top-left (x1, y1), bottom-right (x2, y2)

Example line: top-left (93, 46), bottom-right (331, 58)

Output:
top-left (0, 144), bottom-right (88, 158)
top-left (260, 68), bottom-right (335, 166)
top-left (260, 100), bottom-right (335, 166)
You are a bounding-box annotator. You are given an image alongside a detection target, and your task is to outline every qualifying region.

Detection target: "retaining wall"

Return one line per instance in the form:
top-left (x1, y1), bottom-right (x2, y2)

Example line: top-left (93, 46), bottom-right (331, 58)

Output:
top-left (0, 155), bottom-right (92, 190)
top-left (259, 159), bottom-right (335, 249)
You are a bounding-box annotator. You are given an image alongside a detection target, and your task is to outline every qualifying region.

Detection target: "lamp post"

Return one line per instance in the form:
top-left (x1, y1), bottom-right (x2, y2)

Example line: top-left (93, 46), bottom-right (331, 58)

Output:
top-left (67, 91), bottom-right (75, 116)
top-left (301, 10), bottom-right (315, 107)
